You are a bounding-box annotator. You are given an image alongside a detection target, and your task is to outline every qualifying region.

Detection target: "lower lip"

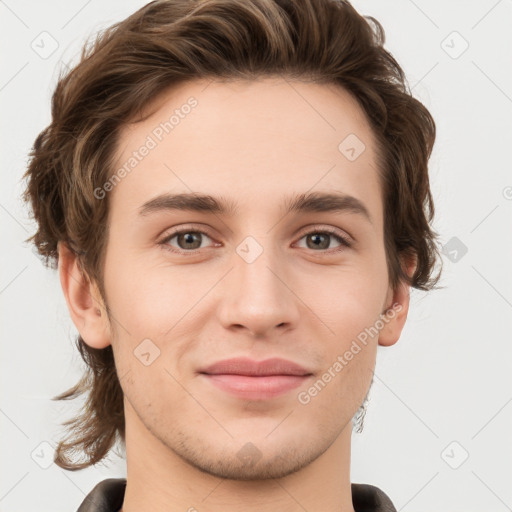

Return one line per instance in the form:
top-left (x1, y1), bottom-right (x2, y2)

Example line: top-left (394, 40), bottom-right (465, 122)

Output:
top-left (202, 374), bottom-right (310, 400)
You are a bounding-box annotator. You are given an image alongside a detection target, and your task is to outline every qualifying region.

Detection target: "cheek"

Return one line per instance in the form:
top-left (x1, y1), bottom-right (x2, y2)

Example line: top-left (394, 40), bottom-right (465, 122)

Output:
top-left (103, 258), bottom-right (212, 379)
top-left (303, 268), bottom-right (385, 399)
top-left (305, 266), bottom-right (388, 337)
top-left (103, 251), bottom-right (179, 331)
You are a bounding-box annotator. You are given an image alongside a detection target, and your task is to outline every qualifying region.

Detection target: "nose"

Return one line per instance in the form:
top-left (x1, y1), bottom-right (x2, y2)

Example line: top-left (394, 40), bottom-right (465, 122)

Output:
top-left (216, 241), bottom-right (300, 338)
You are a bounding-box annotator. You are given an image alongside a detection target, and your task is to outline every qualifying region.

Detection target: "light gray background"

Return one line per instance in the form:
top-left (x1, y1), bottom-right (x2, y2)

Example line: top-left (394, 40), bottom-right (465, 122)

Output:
top-left (1, 1), bottom-right (511, 511)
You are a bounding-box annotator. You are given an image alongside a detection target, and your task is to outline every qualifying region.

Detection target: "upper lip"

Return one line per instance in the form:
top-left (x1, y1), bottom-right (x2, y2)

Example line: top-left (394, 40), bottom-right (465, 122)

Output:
top-left (199, 357), bottom-right (312, 376)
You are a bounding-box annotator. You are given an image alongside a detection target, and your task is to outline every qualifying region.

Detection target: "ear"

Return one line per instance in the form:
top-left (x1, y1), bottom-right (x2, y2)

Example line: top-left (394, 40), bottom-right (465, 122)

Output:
top-left (58, 241), bottom-right (111, 349)
top-left (378, 254), bottom-right (417, 347)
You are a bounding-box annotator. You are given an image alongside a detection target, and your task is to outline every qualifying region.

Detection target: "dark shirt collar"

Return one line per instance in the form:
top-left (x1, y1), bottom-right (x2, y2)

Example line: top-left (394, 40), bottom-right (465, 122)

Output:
top-left (76, 478), bottom-right (397, 512)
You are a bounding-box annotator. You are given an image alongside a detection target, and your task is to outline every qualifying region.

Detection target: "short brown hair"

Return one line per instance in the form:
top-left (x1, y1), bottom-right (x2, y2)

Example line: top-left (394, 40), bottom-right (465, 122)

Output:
top-left (23, 0), bottom-right (443, 471)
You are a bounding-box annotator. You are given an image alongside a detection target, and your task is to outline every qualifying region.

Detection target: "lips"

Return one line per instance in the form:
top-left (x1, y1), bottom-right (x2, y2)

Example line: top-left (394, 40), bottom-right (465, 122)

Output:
top-left (199, 357), bottom-right (313, 400)
top-left (199, 357), bottom-right (312, 377)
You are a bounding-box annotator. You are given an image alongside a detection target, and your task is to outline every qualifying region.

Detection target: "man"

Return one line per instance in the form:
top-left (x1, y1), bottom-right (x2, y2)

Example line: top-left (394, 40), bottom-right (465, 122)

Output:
top-left (23, 0), bottom-right (442, 510)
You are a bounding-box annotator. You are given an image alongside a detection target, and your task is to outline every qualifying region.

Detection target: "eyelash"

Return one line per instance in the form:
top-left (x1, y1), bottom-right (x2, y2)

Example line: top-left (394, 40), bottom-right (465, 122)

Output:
top-left (158, 225), bottom-right (353, 256)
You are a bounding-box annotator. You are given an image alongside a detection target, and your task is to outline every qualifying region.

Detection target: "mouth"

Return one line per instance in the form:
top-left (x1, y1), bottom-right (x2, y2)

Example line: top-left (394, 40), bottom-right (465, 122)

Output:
top-left (198, 357), bottom-right (314, 400)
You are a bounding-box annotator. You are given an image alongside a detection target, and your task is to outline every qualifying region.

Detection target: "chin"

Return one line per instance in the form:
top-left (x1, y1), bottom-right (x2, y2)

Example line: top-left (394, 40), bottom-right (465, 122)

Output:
top-left (184, 447), bottom-right (316, 481)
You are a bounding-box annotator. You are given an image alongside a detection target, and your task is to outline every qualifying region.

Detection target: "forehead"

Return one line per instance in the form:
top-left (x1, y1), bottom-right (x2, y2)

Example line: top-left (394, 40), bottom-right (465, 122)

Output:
top-left (109, 77), bottom-right (383, 225)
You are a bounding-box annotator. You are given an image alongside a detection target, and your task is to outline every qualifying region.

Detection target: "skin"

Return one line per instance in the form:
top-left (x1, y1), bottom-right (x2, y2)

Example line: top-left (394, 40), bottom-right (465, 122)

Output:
top-left (59, 77), bottom-right (414, 512)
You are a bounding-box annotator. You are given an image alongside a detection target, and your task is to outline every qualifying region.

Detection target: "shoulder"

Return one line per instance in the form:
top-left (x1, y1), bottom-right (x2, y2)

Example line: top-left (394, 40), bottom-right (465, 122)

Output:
top-left (351, 482), bottom-right (397, 512)
top-left (76, 478), bottom-right (127, 512)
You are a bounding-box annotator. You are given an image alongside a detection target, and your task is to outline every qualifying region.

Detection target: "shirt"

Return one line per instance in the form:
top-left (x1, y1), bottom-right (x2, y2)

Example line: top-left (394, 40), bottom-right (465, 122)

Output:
top-left (76, 478), bottom-right (397, 512)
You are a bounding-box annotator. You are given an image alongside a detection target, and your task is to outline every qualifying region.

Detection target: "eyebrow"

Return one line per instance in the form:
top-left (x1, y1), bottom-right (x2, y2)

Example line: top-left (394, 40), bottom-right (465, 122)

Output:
top-left (138, 191), bottom-right (373, 224)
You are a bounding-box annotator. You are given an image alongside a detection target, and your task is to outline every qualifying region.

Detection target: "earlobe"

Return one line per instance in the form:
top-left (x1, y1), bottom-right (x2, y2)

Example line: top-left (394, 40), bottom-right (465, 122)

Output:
top-left (58, 241), bottom-right (111, 349)
top-left (378, 255), bottom-right (417, 347)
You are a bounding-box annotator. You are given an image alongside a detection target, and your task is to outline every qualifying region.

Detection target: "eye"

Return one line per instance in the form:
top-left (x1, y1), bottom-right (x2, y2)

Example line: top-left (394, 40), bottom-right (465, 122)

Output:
top-left (295, 227), bottom-right (352, 252)
top-left (159, 227), bottom-right (217, 254)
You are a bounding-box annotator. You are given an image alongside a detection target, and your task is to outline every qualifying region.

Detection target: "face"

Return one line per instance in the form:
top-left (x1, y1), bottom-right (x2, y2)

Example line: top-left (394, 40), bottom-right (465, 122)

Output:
top-left (97, 77), bottom-right (397, 480)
